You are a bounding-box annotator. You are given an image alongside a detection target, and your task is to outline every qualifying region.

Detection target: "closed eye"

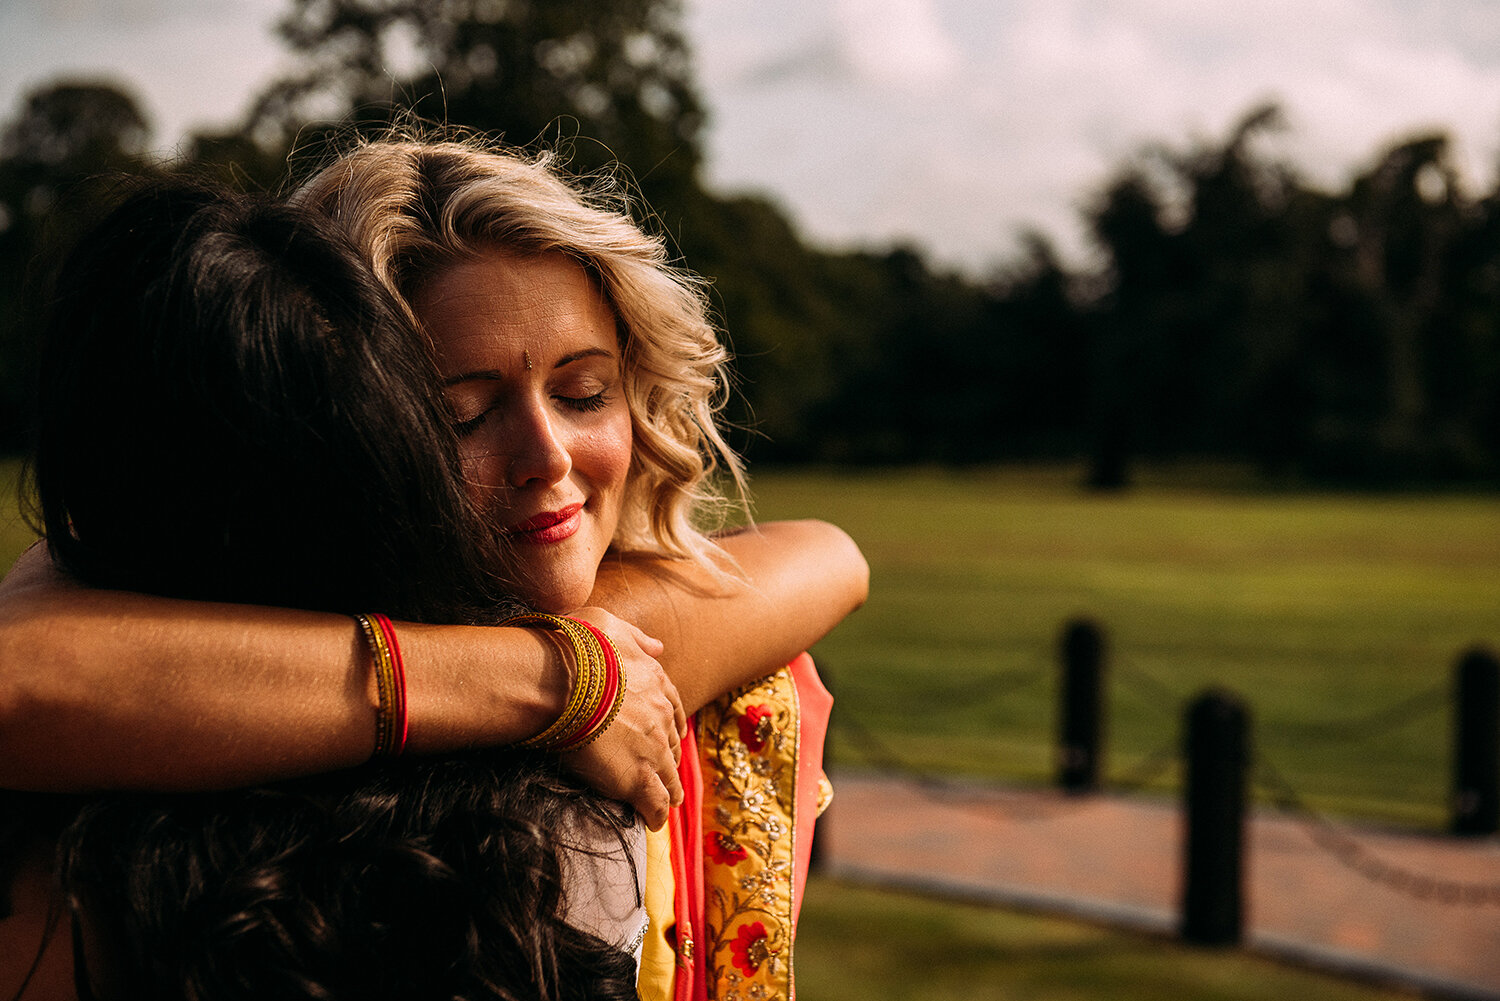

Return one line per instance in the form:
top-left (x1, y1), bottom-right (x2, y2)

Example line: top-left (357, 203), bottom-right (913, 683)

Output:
top-left (560, 390), bottom-right (611, 413)
top-left (452, 407), bottom-right (494, 436)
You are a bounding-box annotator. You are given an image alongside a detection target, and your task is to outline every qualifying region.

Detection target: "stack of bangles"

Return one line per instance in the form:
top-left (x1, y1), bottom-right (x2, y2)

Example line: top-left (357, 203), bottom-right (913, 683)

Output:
top-left (498, 613), bottom-right (628, 752)
top-left (354, 612), bottom-right (408, 758)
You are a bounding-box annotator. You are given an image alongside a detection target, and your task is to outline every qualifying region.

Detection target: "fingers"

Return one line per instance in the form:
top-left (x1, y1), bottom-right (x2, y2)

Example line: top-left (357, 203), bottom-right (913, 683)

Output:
top-left (554, 608), bottom-right (685, 826)
top-left (668, 679), bottom-right (688, 740)
top-left (660, 754), bottom-right (684, 811)
top-left (621, 617), bottom-right (664, 658)
top-left (559, 687), bottom-right (683, 831)
top-left (636, 777), bottom-right (671, 831)
top-left (647, 667), bottom-right (685, 762)
top-left (609, 616), bottom-right (683, 742)
top-left (575, 607), bottom-right (662, 658)
top-left (562, 736), bottom-right (675, 830)
top-left (632, 732), bottom-right (683, 829)
top-left (634, 628), bottom-right (665, 658)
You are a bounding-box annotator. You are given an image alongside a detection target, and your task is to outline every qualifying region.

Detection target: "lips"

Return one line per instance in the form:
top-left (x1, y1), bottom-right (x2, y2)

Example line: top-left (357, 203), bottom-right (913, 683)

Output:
top-left (506, 503), bottom-right (584, 544)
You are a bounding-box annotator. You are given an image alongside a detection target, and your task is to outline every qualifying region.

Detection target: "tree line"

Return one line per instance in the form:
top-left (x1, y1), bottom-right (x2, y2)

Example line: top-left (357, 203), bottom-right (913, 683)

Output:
top-left (1, 0), bottom-right (1496, 486)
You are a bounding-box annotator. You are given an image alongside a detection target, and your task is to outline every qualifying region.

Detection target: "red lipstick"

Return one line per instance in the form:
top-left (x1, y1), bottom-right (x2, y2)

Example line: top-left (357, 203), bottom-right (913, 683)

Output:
top-left (506, 503), bottom-right (583, 544)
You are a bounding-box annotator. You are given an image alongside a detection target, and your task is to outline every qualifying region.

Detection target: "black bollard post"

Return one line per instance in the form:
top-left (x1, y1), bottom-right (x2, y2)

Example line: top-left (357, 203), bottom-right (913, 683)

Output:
top-left (1180, 688), bottom-right (1250, 947)
top-left (1453, 646), bottom-right (1500, 836)
top-left (1057, 618), bottom-right (1106, 793)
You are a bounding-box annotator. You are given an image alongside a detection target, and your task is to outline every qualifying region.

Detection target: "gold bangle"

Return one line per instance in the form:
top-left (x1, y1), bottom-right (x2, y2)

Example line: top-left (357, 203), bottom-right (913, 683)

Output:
top-left (501, 613), bottom-right (610, 751)
top-left (354, 613), bottom-right (400, 758)
top-left (564, 654), bottom-right (627, 751)
top-left (529, 620), bottom-right (603, 749)
top-left (541, 617), bottom-right (603, 747)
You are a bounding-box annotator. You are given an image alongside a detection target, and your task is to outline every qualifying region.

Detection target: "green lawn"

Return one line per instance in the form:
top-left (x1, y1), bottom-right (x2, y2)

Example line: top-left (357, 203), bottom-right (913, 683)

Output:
top-left (796, 878), bottom-right (1422, 1001)
top-left (0, 460), bottom-right (35, 568)
top-left (747, 464), bottom-right (1500, 827)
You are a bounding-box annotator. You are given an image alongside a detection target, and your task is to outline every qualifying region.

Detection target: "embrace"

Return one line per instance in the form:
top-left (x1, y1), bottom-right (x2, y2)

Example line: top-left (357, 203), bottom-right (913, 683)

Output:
top-left (0, 134), bottom-right (867, 1000)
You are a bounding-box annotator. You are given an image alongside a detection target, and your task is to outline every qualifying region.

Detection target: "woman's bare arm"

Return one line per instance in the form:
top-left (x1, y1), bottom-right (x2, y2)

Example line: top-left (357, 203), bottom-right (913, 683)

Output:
top-left (0, 545), bottom-right (686, 827)
top-left (0, 545), bottom-right (545, 787)
top-left (590, 519), bottom-right (869, 713)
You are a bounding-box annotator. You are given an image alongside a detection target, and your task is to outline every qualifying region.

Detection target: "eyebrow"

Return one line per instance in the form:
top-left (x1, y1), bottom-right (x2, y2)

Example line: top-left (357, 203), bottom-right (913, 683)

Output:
top-left (442, 347), bottom-right (617, 387)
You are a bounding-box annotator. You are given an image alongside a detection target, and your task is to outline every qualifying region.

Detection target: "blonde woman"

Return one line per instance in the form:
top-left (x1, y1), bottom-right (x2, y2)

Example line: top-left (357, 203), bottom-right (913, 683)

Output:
top-left (297, 136), bottom-right (853, 999)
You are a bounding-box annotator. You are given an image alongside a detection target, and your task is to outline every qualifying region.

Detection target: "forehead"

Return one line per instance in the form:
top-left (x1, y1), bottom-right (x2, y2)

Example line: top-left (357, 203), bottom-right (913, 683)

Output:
top-left (412, 248), bottom-right (619, 369)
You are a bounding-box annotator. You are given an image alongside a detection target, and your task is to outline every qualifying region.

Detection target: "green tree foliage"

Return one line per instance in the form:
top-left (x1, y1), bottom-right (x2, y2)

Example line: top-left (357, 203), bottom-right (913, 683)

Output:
top-left (1085, 105), bottom-right (1313, 480)
top-left (212, 0), bottom-right (863, 461)
top-left (980, 235), bottom-right (1090, 460)
top-left (242, 0), bottom-right (705, 205)
top-left (0, 7), bottom-right (1497, 483)
top-left (0, 80), bottom-right (158, 446)
top-left (667, 191), bottom-right (851, 459)
top-left (1079, 106), bottom-right (1499, 484)
top-left (1310, 134), bottom-right (1493, 480)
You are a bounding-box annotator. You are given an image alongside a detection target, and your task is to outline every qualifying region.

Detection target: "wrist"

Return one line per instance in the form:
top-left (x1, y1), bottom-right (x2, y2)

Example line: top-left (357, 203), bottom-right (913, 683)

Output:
top-left (498, 614), bottom-right (625, 751)
top-left (391, 622), bottom-right (574, 753)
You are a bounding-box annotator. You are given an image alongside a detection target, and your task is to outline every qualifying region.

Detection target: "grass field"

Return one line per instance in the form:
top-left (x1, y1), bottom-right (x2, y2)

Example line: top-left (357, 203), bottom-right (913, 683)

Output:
top-left (745, 463), bottom-right (1499, 827)
top-left (0, 462), bottom-right (34, 568)
top-left (796, 878), bottom-right (1422, 1001)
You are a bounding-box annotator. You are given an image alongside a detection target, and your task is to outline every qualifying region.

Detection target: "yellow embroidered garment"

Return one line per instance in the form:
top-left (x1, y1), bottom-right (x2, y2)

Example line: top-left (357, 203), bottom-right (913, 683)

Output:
top-left (696, 666), bottom-right (804, 1001)
top-left (637, 656), bottom-right (832, 1001)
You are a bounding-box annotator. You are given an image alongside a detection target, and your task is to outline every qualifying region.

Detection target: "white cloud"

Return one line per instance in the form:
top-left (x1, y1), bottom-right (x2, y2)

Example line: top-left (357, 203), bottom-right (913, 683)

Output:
top-left (830, 0), bottom-right (961, 89)
top-left (688, 0), bottom-right (1500, 272)
top-left (0, 0), bottom-right (287, 146)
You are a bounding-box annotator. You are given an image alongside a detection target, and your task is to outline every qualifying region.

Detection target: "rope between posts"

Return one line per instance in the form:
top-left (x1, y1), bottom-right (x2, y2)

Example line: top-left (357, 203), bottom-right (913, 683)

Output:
top-left (1109, 738), bottom-right (1179, 795)
top-left (1115, 661), bottom-right (1186, 717)
top-left (822, 631), bottom-right (1498, 885)
top-left (1114, 660), bottom-right (1451, 748)
top-left (821, 655), bottom-right (1047, 794)
top-left (1255, 755), bottom-right (1500, 908)
top-left (1259, 683), bottom-right (1449, 745)
top-left (830, 708), bottom-right (1177, 822)
top-left (845, 660), bottom-right (1050, 720)
top-left (949, 660), bottom-right (1051, 704)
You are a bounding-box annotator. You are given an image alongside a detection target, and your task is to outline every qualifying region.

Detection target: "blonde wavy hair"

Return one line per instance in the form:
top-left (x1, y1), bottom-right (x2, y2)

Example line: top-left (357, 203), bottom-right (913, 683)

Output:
top-left (295, 135), bottom-right (747, 563)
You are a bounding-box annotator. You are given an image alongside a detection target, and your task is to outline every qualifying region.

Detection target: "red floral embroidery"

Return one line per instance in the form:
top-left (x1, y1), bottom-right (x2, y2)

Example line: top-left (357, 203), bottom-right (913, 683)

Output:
top-left (730, 921), bottom-right (771, 976)
top-left (737, 704), bottom-right (775, 752)
top-left (706, 831), bottom-right (749, 866)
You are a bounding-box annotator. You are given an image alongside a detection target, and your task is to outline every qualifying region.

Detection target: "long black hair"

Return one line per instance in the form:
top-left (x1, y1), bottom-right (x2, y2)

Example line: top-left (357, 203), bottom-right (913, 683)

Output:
top-left (17, 177), bottom-right (639, 1001)
top-left (30, 176), bottom-right (505, 621)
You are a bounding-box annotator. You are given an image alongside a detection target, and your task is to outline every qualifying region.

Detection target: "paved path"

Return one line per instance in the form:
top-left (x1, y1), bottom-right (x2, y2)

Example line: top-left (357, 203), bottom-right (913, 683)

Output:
top-left (819, 770), bottom-right (1500, 1000)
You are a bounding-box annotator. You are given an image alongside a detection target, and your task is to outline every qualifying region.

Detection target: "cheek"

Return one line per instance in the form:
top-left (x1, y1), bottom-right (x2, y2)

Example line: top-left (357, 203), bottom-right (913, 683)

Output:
top-left (459, 451), bottom-right (508, 504)
top-left (582, 412), bottom-right (634, 502)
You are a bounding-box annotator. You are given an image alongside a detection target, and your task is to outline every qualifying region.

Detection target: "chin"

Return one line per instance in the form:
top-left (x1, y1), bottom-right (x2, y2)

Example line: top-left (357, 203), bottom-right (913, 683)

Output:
top-left (529, 592), bottom-right (589, 614)
top-left (507, 542), bottom-right (606, 613)
top-left (518, 574), bottom-right (597, 615)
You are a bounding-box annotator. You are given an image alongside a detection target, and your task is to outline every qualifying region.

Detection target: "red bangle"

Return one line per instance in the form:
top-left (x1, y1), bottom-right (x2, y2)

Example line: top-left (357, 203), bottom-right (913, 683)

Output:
top-left (558, 618), bottom-right (627, 751)
top-left (355, 612), bottom-right (407, 758)
top-left (497, 613), bottom-right (626, 751)
top-left (370, 613), bottom-right (408, 756)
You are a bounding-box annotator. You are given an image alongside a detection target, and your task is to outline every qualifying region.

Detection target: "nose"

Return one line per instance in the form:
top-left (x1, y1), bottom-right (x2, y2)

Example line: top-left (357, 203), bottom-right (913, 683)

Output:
top-left (504, 401), bottom-right (572, 490)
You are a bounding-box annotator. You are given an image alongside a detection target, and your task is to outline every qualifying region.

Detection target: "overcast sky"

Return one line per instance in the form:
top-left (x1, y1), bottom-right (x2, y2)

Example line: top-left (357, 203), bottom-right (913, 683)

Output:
top-left (5, 0), bottom-right (1500, 274)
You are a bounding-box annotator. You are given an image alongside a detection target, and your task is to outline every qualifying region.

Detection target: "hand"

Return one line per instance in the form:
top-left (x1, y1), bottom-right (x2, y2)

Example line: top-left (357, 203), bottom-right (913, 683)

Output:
top-left (559, 607), bottom-right (686, 831)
